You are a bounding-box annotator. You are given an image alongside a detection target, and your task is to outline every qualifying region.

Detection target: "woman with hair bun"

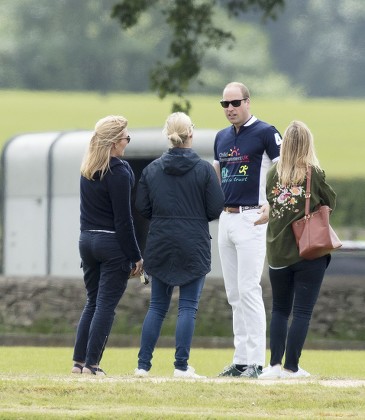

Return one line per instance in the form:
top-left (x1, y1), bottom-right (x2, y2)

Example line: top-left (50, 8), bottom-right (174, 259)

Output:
top-left (134, 112), bottom-right (224, 378)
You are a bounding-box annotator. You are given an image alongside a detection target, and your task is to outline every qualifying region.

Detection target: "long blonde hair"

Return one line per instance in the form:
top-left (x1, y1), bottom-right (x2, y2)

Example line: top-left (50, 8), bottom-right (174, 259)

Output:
top-left (81, 115), bottom-right (128, 180)
top-left (277, 120), bottom-right (321, 186)
top-left (162, 112), bottom-right (193, 147)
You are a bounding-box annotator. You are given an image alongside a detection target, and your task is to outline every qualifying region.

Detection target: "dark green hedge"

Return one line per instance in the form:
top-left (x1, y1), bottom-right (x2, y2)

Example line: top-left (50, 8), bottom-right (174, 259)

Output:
top-left (328, 178), bottom-right (365, 228)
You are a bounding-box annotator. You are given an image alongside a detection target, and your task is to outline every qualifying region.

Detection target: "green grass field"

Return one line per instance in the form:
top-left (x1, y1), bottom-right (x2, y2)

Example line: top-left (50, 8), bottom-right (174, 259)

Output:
top-left (1, 90), bottom-right (364, 178)
top-left (1, 91), bottom-right (364, 418)
top-left (0, 347), bottom-right (364, 419)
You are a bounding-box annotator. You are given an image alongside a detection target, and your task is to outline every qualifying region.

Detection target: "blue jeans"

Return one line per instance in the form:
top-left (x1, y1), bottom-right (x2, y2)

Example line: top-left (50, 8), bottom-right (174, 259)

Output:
top-left (268, 255), bottom-right (330, 372)
top-left (137, 276), bottom-right (205, 371)
top-left (73, 231), bottom-right (129, 366)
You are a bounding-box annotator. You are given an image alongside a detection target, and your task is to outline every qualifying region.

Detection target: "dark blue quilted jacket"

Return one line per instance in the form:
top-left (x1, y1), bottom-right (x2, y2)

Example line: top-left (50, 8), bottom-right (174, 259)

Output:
top-left (135, 147), bottom-right (224, 286)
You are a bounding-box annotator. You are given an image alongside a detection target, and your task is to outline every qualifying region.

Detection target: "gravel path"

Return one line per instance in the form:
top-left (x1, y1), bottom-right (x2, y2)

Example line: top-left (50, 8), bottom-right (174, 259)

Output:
top-left (3, 375), bottom-right (364, 387)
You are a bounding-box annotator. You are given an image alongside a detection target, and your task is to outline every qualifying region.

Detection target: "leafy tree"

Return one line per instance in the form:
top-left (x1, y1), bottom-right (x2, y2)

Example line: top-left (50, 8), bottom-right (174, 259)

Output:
top-left (112, 0), bottom-right (285, 113)
top-left (0, 0), bottom-right (169, 93)
top-left (0, 0), bottom-right (289, 98)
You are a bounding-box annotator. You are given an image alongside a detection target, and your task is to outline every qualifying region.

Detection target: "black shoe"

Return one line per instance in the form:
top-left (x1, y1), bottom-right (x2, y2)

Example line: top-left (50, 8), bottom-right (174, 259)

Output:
top-left (218, 364), bottom-right (244, 377)
top-left (240, 364), bottom-right (263, 378)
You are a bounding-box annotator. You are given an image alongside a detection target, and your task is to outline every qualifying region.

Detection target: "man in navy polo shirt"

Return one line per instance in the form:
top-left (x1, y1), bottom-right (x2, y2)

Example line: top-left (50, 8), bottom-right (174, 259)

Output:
top-left (213, 82), bottom-right (281, 378)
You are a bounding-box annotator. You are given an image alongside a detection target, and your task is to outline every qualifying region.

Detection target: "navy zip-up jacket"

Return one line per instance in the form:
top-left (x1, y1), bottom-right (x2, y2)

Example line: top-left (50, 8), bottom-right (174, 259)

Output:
top-left (80, 157), bottom-right (141, 266)
top-left (136, 147), bottom-right (224, 286)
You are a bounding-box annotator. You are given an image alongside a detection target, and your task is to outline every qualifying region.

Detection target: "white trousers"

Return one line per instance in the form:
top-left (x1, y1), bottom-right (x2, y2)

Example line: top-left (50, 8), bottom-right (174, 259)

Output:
top-left (218, 210), bottom-right (267, 366)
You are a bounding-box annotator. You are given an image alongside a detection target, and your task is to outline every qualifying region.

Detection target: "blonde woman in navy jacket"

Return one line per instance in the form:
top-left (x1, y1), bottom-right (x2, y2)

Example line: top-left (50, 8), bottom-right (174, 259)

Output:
top-left (72, 115), bottom-right (143, 376)
top-left (134, 112), bottom-right (224, 378)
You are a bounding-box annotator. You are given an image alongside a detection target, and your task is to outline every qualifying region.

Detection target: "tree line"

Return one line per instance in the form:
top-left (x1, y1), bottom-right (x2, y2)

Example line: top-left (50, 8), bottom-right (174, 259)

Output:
top-left (0, 0), bottom-right (364, 102)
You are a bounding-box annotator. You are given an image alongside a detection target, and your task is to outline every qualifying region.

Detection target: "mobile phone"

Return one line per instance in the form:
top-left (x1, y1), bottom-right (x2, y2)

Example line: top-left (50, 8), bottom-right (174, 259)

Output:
top-left (140, 271), bottom-right (150, 285)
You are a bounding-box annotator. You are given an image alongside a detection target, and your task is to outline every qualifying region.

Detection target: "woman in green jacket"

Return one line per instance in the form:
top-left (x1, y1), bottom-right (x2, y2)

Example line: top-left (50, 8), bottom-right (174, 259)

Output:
top-left (260, 121), bottom-right (336, 379)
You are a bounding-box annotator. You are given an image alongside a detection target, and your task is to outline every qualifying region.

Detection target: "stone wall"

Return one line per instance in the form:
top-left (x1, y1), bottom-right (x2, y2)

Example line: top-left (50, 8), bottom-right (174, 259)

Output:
top-left (0, 271), bottom-right (364, 349)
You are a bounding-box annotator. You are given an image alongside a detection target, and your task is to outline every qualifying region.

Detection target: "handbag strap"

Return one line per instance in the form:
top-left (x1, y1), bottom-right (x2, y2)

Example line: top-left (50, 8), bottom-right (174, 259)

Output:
top-left (304, 167), bottom-right (312, 217)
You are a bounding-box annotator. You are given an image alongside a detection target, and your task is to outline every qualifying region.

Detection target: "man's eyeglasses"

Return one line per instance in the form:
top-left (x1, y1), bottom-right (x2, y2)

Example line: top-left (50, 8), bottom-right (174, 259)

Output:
top-left (121, 135), bottom-right (131, 143)
top-left (220, 98), bottom-right (249, 109)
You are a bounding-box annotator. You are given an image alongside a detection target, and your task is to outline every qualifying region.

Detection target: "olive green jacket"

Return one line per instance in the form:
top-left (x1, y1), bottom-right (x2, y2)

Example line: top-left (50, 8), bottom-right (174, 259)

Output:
top-left (266, 164), bottom-right (337, 268)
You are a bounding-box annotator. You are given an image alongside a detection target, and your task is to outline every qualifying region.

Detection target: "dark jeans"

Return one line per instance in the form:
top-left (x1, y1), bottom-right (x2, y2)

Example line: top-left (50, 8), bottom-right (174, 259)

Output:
top-left (138, 275), bottom-right (205, 372)
top-left (268, 255), bottom-right (330, 372)
top-left (73, 231), bottom-right (129, 366)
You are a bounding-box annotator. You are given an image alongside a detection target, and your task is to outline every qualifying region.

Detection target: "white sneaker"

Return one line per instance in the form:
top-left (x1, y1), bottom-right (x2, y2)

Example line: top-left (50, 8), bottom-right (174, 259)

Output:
top-left (281, 367), bottom-right (311, 379)
top-left (258, 364), bottom-right (281, 380)
top-left (134, 368), bottom-right (149, 377)
top-left (173, 366), bottom-right (206, 378)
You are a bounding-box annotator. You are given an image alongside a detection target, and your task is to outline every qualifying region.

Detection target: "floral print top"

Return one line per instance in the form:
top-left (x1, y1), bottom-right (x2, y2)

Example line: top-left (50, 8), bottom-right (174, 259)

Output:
top-left (270, 184), bottom-right (304, 219)
top-left (266, 164), bottom-right (336, 268)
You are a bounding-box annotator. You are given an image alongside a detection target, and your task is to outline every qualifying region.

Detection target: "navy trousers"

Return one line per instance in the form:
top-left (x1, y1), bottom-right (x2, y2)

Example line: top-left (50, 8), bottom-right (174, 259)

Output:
top-left (268, 255), bottom-right (330, 372)
top-left (73, 231), bottom-right (129, 366)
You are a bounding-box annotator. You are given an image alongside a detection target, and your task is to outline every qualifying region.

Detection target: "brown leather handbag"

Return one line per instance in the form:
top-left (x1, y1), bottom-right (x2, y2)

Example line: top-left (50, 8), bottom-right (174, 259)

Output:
top-left (291, 168), bottom-right (342, 260)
